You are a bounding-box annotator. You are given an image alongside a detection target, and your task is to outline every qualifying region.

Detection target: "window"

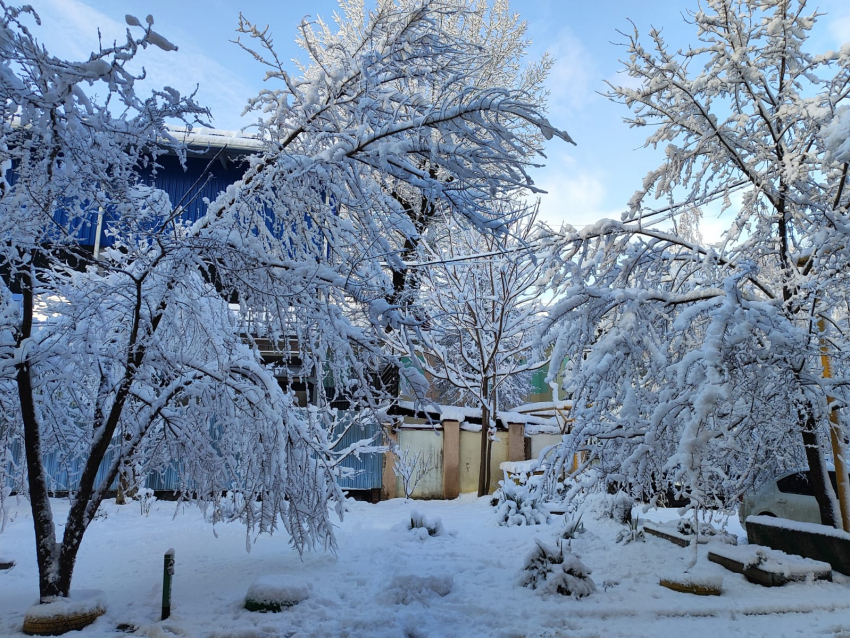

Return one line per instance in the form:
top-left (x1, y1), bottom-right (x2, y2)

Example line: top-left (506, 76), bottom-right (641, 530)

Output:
top-left (776, 472), bottom-right (814, 496)
top-left (777, 470), bottom-right (848, 496)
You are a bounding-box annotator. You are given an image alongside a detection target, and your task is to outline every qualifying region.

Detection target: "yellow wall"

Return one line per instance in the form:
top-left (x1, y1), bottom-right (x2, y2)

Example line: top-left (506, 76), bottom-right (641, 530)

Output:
top-left (395, 429), bottom-right (444, 499)
top-left (530, 433), bottom-right (563, 463)
top-left (459, 430), bottom-right (508, 494)
top-left (391, 427), bottom-right (548, 498)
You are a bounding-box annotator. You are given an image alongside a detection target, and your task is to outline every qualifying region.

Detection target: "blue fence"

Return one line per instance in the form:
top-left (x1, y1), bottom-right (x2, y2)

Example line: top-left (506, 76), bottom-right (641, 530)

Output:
top-left (3, 418), bottom-right (384, 494)
top-left (333, 419), bottom-right (384, 491)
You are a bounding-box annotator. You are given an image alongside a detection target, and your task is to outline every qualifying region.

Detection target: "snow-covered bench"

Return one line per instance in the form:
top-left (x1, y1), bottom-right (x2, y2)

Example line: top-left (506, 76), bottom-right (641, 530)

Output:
top-left (708, 544), bottom-right (832, 587)
top-left (746, 515), bottom-right (850, 576)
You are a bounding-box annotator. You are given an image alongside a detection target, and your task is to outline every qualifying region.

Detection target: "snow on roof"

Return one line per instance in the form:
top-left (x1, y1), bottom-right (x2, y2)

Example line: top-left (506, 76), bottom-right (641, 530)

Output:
top-left (166, 126), bottom-right (265, 154)
top-left (393, 400), bottom-right (557, 429)
top-left (512, 400), bottom-right (573, 413)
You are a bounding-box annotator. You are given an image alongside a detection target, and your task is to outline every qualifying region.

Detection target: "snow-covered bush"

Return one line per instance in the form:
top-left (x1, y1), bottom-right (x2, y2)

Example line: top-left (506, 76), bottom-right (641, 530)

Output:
top-left (387, 574), bottom-right (453, 605)
top-left (134, 488), bottom-right (156, 517)
top-left (494, 479), bottom-right (550, 526)
top-left (615, 516), bottom-right (645, 545)
top-left (520, 540), bottom-right (596, 598)
top-left (674, 517), bottom-right (736, 544)
top-left (606, 492), bottom-right (634, 525)
top-left (559, 514), bottom-right (586, 541)
top-left (407, 510), bottom-right (448, 539)
top-left (676, 519), bottom-right (719, 537)
top-left (245, 575), bottom-right (311, 612)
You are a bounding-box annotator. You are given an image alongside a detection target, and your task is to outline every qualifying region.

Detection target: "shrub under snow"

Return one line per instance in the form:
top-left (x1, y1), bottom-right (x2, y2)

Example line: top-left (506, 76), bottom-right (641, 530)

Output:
top-left (520, 540), bottom-right (596, 598)
top-left (387, 574), bottom-right (453, 605)
top-left (559, 514), bottom-right (586, 540)
top-left (245, 576), bottom-right (311, 612)
top-left (494, 479), bottom-right (550, 527)
top-left (407, 510), bottom-right (448, 539)
top-left (607, 492), bottom-right (634, 525)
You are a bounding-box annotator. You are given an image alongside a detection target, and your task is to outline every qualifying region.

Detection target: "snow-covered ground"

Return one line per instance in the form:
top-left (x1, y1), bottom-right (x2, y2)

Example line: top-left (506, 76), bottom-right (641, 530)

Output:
top-left (2, 494), bottom-right (850, 637)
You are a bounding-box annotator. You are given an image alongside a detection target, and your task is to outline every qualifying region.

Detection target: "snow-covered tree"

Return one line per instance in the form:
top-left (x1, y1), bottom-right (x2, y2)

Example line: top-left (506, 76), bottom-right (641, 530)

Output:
top-left (283, 0), bottom-right (555, 310)
top-left (388, 208), bottom-right (550, 496)
top-left (539, 0), bottom-right (850, 526)
top-left (0, 0), bottom-right (569, 602)
top-left (392, 444), bottom-right (437, 501)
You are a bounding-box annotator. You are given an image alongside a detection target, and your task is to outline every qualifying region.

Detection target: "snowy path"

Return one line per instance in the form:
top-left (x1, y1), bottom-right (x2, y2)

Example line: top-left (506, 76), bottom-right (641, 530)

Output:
top-left (2, 495), bottom-right (850, 637)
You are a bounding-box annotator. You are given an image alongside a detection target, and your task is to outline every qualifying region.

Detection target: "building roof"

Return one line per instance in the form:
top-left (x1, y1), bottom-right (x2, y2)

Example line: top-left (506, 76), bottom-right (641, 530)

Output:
top-left (167, 126), bottom-right (265, 155)
top-left (390, 400), bottom-right (558, 432)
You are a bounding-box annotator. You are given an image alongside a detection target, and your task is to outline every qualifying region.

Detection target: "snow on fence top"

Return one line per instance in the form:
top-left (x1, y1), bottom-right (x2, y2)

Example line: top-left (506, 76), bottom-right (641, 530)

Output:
top-left (392, 400), bottom-right (558, 432)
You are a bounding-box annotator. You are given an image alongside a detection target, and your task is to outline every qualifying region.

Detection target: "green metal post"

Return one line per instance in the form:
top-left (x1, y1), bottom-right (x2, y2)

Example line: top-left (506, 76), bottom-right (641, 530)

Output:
top-left (162, 548), bottom-right (175, 620)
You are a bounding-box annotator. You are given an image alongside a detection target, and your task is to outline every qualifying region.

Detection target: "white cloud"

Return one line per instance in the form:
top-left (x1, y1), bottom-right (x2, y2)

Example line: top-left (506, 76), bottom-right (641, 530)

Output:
top-left (698, 189), bottom-right (745, 245)
top-left (545, 29), bottom-right (597, 117)
top-left (534, 155), bottom-right (620, 230)
top-left (605, 68), bottom-right (643, 92)
top-left (26, 0), bottom-right (255, 129)
top-left (829, 15), bottom-right (850, 46)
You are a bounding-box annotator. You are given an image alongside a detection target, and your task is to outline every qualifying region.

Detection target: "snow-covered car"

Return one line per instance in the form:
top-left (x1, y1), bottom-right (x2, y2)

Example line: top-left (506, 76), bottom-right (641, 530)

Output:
top-left (738, 470), bottom-right (846, 525)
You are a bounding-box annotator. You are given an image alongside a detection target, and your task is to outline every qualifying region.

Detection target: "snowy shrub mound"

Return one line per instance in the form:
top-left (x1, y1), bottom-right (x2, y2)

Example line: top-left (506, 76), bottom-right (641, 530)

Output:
top-left (134, 487), bottom-right (156, 517)
top-left (387, 573), bottom-right (453, 605)
top-left (616, 516), bottom-right (645, 545)
top-left (677, 518), bottom-right (722, 537)
top-left (559, 514), bottom-right (586, 540)
top-left (494, 479), bottom-right (550, 527)
top-left (520, 540), bottom-right (596, 598)
top-left (673, 518), bottom-right (737, 545)
top-left (607, 492), bottom-right (634, 525)
top-left (404, 510), bottom-right (450, 539)
top-left (245, 575), bottom-right (311, 612)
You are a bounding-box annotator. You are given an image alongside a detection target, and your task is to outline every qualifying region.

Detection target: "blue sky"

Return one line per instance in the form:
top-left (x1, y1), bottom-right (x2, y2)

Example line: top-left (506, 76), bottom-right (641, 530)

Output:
top-left (21, 0), bottom-right (850, 235)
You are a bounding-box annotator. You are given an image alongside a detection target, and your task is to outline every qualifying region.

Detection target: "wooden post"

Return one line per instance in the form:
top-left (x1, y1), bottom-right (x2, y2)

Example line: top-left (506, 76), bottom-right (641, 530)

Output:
top-left (381, 425), bottom-right (398, 501)
top-left (442, 419), bottom-right (460, 499)
top-left (508, 422), bottom-right (525, 462)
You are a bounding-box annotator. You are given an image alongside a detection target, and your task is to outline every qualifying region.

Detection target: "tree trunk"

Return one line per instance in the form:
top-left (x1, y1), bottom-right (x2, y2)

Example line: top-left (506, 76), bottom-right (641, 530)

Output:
top-left (477, 377), bottom-right (491, 497)
top-left (477, 403), bottom-right (491, 497)
top-left (15, 270), bottom-right (60, 599)
top-left (15, 263), bottom-right (130, 599)
top-left (115, 438), bottom-right (138, 505)
top-left (799, 405), bottom-right (840, 528)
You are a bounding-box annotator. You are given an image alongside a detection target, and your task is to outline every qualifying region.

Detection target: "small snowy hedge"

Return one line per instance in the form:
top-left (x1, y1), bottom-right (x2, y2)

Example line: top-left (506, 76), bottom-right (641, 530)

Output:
top-left (245, 576), bottom-right (310, 612)
top-left (520, 540), bottom-right (596, 598)
top-left (677, 518), bottom-right (724, 538)
top-left (615, 516), bottom-right (645, 545)
top-left (387, 573), bottom-right (453, 605)
top-left (607, 492), bottom-right (634, 525)
top-left (559, 514), bottom-right (586, 540)
top-left (406, 510), bottom-right (450, 539)
top-left (494, 479), bottom-right (550, 527)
